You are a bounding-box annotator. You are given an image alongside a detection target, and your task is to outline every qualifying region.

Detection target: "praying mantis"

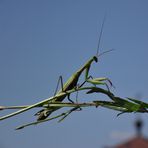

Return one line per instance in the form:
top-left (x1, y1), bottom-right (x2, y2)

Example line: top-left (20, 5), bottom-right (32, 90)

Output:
top-left (1, 15), bottom-right (148, 130)
top-left (0, 16), bottom-right (113, 124)
top-left (32, 15), bottom-right (113, 120)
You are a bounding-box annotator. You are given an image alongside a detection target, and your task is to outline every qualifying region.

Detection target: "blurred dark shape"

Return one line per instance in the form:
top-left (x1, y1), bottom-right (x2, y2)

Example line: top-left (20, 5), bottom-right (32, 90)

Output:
top-left (104, 118), bottom-right (148, 148)
top-left (134, 118), bottom-right (143, 137)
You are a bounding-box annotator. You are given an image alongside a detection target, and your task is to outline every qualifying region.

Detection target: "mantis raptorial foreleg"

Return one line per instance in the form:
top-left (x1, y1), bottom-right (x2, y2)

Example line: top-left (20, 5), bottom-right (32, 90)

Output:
top-left (86, 76), bottom-right (113, 91)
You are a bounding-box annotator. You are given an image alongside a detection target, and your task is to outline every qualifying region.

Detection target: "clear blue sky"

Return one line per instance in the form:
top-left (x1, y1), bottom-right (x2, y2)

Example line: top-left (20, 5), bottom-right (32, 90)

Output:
top-left (0, 0), bottom-right (148, 148)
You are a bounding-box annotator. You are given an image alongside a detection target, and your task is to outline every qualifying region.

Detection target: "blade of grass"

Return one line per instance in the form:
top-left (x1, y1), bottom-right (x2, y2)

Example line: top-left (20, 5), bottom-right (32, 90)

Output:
top-left (0, 87), bottom-right (96, 121)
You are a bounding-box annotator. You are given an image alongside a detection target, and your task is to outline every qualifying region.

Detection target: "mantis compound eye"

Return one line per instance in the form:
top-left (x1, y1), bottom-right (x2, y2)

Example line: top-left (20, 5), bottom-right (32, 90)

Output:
top-left (93, 56), bottom-right (98, 62)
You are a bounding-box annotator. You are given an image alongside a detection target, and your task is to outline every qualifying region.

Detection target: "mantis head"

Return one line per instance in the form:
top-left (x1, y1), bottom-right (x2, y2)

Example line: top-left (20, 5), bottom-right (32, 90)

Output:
top-left (93, 56), bottom-right (98, 63)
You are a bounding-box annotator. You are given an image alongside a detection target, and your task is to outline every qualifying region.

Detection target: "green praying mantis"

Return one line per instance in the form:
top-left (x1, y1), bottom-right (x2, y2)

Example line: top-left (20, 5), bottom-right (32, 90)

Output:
top-left (0, 16), bottom-right (113, 127)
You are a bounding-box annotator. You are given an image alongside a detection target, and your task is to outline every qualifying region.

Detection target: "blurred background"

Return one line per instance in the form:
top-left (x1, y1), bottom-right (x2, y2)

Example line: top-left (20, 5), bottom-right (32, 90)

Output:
top-left (0, 0), bottom-right (148, 148)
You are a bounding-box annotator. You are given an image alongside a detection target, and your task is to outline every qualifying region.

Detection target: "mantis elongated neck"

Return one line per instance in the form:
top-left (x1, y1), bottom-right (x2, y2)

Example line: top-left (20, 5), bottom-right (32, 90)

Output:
top-left (76, 56), bottom-right (98, 74)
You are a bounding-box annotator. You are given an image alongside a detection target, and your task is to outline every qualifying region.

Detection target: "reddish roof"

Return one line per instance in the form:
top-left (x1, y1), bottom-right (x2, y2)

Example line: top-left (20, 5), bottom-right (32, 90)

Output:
top-left (109, 136), bottom-right (148, 148)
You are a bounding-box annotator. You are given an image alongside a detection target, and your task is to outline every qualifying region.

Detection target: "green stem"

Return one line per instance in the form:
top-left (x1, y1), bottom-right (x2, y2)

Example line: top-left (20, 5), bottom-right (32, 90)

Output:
top-left (0, 86), bottom-right (95, 121)
top-left (15, 101), bottom-right (128, 130)
top-left (0, 105), bottom-right (30, 110)
top-left (15, 111), bottom-right (67, 130)
top-left (0, 102), bottom-right (95, 110)
top-left (15, 107), bottom-right (82, 130)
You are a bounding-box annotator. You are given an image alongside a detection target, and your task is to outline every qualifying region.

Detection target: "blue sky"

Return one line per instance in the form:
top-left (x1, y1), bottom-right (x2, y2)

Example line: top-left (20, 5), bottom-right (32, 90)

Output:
top-left (0, 0), bottom-right (148, 148)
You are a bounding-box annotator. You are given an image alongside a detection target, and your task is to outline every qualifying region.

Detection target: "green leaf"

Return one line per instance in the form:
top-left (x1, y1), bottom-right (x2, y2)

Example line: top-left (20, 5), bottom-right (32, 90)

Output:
top-left (86, 87), bottom-right (115, 100)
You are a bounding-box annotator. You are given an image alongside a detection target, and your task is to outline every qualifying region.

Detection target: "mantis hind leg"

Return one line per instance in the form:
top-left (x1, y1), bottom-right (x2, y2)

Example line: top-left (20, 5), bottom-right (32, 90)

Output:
top-left (67, 94), bottom-right (74, 103)
top-left (74, 84), bottom-right (82, 111)
top-left (54, 75), bottom-right (64, 96)
top-left (55, 76), bottom-right (76, 103)
top-left (76, 84), bottom-right (79, 103)
top-left (54, 76), bottom-right (73, 102)
top-left (67, 84), bottom-right (80, 104)
top-left (67, 84), bottom-right (82, 111)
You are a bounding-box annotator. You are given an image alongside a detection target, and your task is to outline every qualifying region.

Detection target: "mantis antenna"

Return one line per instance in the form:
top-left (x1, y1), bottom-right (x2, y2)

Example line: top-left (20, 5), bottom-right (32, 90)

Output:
top-left (96, 14), bottom-right (115, 58)
top-left (96, 14), bottom-right (107, 56)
